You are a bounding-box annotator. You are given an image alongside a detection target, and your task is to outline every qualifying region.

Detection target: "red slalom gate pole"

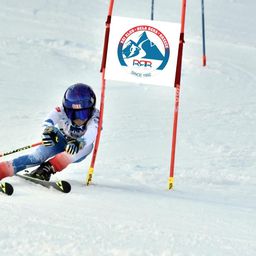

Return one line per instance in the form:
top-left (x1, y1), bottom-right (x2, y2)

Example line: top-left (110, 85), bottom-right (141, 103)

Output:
top-left (0, 142), bottom-right (42, 158)
top-left (85, 0), bottom-right (115, 185)
top-left (168, 0), bottom-right (187, 190)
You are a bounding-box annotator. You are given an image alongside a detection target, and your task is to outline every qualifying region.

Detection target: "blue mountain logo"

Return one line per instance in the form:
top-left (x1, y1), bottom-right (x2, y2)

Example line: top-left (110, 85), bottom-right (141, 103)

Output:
top-left (117, 26), bottom-right (170, 72)
top-left (122, 32), bottom-right (164, 61)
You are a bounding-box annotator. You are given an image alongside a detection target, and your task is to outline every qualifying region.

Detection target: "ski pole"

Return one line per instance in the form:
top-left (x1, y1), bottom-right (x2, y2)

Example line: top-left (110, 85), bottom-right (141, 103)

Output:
top-left (0, 142), bottom-right (42, 158)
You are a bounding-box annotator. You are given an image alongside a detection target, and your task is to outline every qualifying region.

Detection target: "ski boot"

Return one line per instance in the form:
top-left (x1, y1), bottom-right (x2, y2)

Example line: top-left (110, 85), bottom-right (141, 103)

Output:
top-left (29, 162), bottom-right (55, 181)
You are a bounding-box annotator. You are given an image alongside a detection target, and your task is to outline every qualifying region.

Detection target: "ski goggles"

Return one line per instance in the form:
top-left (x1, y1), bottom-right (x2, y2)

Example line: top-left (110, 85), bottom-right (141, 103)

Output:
top-left (65, 108), bottom-right (93, 121)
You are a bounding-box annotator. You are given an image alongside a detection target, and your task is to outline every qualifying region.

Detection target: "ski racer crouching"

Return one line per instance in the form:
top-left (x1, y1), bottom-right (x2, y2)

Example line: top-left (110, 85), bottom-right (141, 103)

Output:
top-left (0, 83), bottom-right (99, 181)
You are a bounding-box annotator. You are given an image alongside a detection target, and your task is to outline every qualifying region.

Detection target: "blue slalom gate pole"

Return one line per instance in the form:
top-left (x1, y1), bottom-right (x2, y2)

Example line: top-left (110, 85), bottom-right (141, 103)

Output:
top-left (151, 0), bottom-right (155, 20)
top-left (201, 0), bottom-right (207, 66)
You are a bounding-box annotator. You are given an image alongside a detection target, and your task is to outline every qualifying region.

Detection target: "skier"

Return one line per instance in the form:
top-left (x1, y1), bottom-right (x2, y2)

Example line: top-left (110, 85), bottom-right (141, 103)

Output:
top-left (0, 83), bottom-right (99, 181)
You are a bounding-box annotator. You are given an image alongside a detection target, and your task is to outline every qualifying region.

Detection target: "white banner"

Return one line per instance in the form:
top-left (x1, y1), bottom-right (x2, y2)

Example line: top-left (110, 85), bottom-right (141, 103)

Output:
top-left (105, 16), bottom-right (180, 86)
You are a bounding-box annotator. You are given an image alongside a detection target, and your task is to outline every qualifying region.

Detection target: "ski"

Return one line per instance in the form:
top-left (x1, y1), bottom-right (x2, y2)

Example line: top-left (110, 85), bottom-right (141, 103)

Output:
top-left (0, 182), bottom-right (14, 196)
top-left (16, 173), bottom-right (71, 193)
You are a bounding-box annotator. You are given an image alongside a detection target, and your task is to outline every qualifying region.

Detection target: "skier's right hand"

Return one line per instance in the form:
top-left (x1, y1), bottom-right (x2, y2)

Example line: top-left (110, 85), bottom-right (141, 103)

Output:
top-left (42, 126), bottom-right (59, 146)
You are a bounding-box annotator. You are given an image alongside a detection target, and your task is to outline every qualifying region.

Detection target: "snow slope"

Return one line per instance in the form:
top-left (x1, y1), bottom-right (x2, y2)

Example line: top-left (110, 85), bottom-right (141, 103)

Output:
top-left (0, 0), bottom-right (256, 255)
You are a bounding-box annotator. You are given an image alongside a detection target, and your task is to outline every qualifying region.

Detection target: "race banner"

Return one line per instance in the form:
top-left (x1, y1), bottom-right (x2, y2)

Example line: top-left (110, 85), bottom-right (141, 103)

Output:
top-left (105, 16), bottom-right (180, 86)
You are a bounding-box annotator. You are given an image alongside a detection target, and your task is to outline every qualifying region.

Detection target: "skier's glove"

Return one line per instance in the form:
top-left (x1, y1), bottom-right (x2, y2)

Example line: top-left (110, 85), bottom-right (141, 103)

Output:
top-left (65, 139), bottom-right (85, 155)
top-left (42, 126), bottom-right (59, 147)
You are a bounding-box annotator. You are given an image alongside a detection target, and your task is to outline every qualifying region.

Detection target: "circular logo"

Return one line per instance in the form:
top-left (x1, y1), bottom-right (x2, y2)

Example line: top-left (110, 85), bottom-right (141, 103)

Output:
top-left (118, 25), bottom-right (170, 78)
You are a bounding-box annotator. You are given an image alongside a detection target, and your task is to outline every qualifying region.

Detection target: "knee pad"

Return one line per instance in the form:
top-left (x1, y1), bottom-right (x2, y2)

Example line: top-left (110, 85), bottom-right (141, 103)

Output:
top-left (49, 153), bottom-right (72, 172)
top-left (0, 161), bottom-right (14, 180)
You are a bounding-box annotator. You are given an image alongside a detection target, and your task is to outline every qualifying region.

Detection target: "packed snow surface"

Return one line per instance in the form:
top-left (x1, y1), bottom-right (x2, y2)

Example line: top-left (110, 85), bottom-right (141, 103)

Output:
top-left (0, 0), bottom-right (255, 255)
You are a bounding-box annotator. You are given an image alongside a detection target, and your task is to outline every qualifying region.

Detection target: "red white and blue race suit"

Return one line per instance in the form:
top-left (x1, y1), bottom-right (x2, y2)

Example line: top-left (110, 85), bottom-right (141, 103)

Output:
top-left (0, 106), bottom-right (99, 180)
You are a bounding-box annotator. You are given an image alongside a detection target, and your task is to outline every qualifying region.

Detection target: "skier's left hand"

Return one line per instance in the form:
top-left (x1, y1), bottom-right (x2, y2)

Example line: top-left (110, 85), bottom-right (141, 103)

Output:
top-left (65, 139), bottom-right (85, 155)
